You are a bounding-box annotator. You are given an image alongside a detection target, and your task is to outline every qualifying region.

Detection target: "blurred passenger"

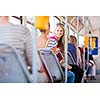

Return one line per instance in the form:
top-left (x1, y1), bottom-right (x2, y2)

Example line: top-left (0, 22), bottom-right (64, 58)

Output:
top-left (68, 35), bottom-right (82, 65)
top-left (37, 23), bottom-right (50, 82)
top-left (37, 23), bottom-right (50, 49)
top-left (68, 35), bottom-right (84, 83)
top-left (85, 48), bottom-right (96, 80)
top-left (0, 16), bottom-right (33, 72)
top-left (0, 16), bottom-right (48, 83)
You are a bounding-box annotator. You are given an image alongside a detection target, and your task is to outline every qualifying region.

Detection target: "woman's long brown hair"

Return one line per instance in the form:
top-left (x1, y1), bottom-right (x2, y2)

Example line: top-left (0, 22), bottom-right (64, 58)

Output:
top-left (56, 23), bottom-right (65, 56)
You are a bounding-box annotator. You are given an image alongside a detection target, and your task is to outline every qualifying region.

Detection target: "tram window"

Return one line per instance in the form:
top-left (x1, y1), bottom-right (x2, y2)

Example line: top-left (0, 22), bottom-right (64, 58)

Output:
top-left (75, 32), bottom-right (77, 38)
top-left (49, 16), bottom-right (59, 32)
top-left (9, 16), bottom-right (21, 24)
top-left (79, 36), bottom-right (84, 46)
top-left (25, 16), bottom-right (34, 32)
top-left (26, 16), bottom-right (60, 33)
top-left (26, 16), bottom-right (35, 23)
top-left (69, 29), bottom-right (74, 35)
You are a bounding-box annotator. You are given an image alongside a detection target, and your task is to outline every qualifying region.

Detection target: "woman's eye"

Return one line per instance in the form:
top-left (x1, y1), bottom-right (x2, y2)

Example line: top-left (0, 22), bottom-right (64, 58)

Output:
top-left (60, 30), bottom-right (63, 32)
top-left (57, 30), bottom-right (59, 32)
top-left (57, 30), bottom-right (63, 32)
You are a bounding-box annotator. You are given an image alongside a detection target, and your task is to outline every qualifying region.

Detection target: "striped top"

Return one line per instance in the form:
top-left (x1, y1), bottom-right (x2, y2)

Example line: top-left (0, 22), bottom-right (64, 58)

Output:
top-left (47, 33), bottom-right (64, 63)
top-left (0, 22), bottom-right (33, 67)
top-left (47, 33), bottom-right (58, 49)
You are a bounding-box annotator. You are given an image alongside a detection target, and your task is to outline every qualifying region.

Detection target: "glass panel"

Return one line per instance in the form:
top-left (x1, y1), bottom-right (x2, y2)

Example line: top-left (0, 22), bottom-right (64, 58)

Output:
top-left (26, 16), bottom-right (35, 24)
top-left (49, 16), bottom-right (59, 32)
top-left (9, 16), bottom-right (21, 24)
top-left (75, 33), bottom-right (77, 38)
top-left (79, 36), bottom-right (84, 46)
top-left (69, 29), bottom-right (74, 35)
top-left (26, 16), bottom-right (35, 32)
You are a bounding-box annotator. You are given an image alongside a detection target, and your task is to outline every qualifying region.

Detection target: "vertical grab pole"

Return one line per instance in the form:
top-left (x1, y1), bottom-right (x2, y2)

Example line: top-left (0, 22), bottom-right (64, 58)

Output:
top-left (77, 16), bottom-right (79, 65)
top-left (86, 17), bottom-right (90, 71)
top-left (83, 16), bottom-right (86, 71)
top-left (64, 16), bottom-right (68, 83)
top-left (31, 17), bottom-right (40, 83)
top-left (32, 27), bottom-right (38, 83)
top-left (22, 16), bottom-right (27, 26)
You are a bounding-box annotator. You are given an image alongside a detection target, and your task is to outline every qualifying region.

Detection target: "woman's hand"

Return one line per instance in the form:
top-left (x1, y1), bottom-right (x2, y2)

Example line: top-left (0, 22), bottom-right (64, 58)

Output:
top-left (67, 65), bottom-right (72, 70)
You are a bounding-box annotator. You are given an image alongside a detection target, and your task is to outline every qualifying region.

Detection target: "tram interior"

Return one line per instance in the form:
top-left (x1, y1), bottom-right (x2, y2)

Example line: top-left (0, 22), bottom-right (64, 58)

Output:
top-left (68, 16), bottom-right (100, 83)
top-left (1, 16), bottom-right (100, 83)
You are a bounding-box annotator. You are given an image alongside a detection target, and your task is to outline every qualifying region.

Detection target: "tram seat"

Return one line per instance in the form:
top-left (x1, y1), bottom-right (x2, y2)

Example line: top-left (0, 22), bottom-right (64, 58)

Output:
top-left (67, 51), bottom-right (76, 65)
top-left (0, 43), bottom-right (33, 83)
top-left (38, 48), bottom-right (64, 83)
top-left (67, 51), bottom-right (84, 83)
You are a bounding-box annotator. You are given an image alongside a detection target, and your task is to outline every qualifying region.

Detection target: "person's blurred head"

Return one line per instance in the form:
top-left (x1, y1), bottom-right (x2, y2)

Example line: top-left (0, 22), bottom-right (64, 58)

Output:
top-left (0, 16), bottom-right (9, 20)
top-left (39, 22), bottom-right (50, 35)
top-left (69, 35), bottom-right (77, 47)
top-left (0, 16), bottom-right (9, 25)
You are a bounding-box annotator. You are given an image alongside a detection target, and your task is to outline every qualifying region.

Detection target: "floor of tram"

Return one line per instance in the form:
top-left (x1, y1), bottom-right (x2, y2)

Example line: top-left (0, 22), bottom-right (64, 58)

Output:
top-left (86, 69), bottom-right (100, 83)
top-left (86, 74), bottom-right (100, 83)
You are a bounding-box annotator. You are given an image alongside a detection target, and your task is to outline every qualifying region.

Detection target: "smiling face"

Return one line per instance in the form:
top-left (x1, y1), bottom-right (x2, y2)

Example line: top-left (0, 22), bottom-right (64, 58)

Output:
top-left (55, 25), bottom-right (64, 40)
top-left (54, 24), bottom-right (65, 55)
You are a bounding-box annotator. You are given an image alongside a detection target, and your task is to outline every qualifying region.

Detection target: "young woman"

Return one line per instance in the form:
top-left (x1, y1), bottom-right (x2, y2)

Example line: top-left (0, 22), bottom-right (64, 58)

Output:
top-left (47, 23), bottom-right (75, 83)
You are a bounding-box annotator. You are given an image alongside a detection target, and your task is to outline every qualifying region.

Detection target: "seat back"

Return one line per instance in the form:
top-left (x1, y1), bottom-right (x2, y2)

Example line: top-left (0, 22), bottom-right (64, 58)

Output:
top-left (0, 43), bottom-right (33, 83)
top-left (38, 48), bottom-right (64, 83)
top-left (67, 51), bottom-right (76, 65)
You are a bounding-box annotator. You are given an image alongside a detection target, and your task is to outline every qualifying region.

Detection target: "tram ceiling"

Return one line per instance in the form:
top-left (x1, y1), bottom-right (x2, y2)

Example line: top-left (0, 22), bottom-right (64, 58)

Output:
top-left (12, 16), bottom-right (100, 36)
top-left (80, 16), bottom-right (100, 36)
top-left (87, 16), bottom-right (100, 32)
top-left (67, 16), bottom-right (100, 36)
top-left (68, 16), bottom-right (84, 32)
top-left (56, 16), bottom-right (84, 34)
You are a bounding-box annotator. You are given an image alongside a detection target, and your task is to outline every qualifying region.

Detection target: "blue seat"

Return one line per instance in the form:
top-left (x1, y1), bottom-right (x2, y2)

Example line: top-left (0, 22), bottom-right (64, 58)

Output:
top-left (67, 51), bottom-right (76, 65)
top-left (68, 43), bottom-right (77, 65)
top-left (0, 43), bottom-right (33, 83)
